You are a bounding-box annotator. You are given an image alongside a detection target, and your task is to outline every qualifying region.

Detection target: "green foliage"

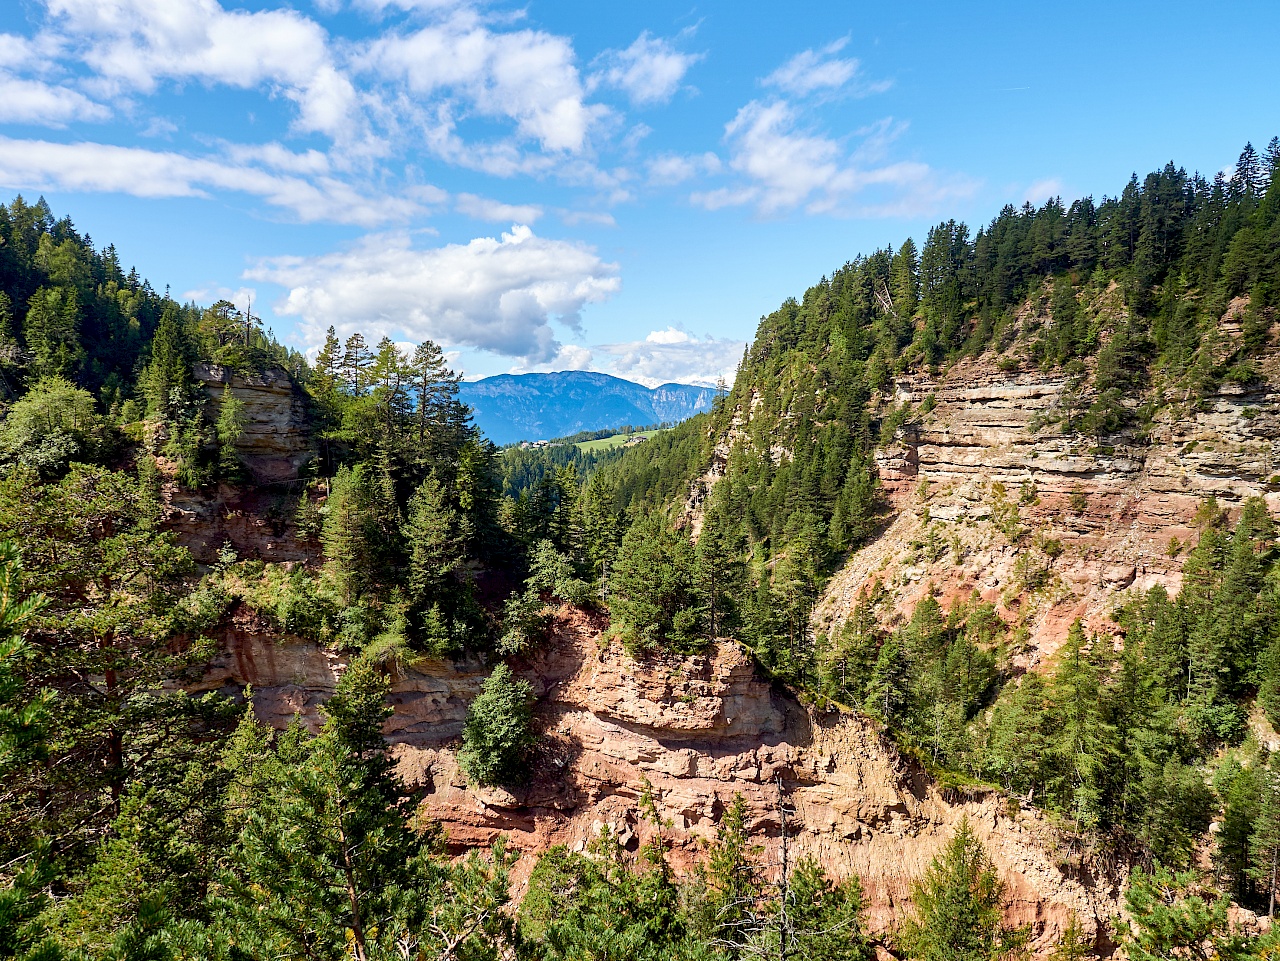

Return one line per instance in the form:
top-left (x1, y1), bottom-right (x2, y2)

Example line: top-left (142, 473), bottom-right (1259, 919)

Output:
top-left (459, 663), bottom-right (537, 788)
top-left (1, 377), bottom-right (107, 476)
top-left (218, 660), bottom-right (427, 960)
top-left (609, 515), bottom-right (702, 652)
top-left (896, 819), bottom-right (1027, 961)
top-left (1120, 868), bottom-right (1262, 961)
top-left (212, 384), bottom-right (244, 480)
top-left (520, 830), bottom-right (702, 961)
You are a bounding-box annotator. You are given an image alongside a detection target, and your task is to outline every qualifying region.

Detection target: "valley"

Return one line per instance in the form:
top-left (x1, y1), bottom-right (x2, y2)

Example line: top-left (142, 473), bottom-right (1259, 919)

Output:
top-left (5, 137), bottom-right (1280, 959)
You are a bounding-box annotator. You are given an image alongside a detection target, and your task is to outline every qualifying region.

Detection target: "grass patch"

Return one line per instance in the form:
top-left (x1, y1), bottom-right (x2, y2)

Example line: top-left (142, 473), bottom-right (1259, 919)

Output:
top-left (575, 429), bottom-right (667, 452)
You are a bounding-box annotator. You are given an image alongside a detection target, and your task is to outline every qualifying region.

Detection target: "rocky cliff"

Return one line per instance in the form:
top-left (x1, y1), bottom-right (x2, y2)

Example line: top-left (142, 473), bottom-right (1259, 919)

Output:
top-left (196, 605), bottom-right (1128, 954)
top-left (816, 315), bottom-right (1280, 668)
top-left (174, 316), bottom-right (1280, 954)
top-left (162, 365), bottom-right (319, 564)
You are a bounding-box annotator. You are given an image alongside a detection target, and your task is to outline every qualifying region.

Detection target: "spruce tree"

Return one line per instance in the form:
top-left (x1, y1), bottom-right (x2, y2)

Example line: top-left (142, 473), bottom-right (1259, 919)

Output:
top-left (140, 305), bottom-right (191, 420)
top-left (220, 660), bottom-right (431, 961)
top-left (458, 663), bottom-right (536, 788)
top-left (897, 819), bottom-right (1025, 961)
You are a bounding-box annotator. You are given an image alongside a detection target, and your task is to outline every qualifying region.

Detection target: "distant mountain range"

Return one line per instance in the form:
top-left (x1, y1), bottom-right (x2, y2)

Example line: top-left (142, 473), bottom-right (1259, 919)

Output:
top-left (457, 371), bottom-right (718, 446)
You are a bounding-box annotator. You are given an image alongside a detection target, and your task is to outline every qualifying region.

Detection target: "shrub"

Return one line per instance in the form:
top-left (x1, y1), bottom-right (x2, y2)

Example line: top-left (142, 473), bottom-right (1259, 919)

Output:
top-left (2, 376), bottom-right (107, 475)
top-left (459, 663), bottom-right (536, 788)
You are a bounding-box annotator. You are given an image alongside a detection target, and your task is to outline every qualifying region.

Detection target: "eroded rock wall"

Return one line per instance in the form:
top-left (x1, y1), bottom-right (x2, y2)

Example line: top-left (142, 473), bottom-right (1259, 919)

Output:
top-left (816, 345), bottom-right (1280, 665)
top-left (200, 608), bottom-right (1126, 954)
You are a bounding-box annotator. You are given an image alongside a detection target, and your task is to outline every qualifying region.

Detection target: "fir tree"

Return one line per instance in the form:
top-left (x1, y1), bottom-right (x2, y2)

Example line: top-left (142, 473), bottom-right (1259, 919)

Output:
top-left (458, 663), bottom-right (536, 788)
top-left (897, 819), bottom-right (1026, 961)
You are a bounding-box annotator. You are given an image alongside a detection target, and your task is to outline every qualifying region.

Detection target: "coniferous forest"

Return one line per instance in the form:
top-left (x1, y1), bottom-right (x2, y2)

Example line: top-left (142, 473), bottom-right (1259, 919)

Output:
top-left (5, 136), bottom-right (1280, 958)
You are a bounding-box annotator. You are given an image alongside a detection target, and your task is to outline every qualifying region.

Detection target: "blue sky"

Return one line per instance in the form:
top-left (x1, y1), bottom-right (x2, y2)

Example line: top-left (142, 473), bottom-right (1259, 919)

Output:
top-left (1, 0), bottom-right (1277, 385)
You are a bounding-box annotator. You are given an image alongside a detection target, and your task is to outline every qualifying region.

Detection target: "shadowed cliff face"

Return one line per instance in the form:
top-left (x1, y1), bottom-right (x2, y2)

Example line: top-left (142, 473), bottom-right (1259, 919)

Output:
top-left (195, 605), bottom-right (1129, 954)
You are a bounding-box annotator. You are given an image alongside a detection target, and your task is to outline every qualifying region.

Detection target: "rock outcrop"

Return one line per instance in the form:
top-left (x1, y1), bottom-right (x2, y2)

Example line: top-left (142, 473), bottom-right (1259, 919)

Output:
top-left (194, 363), bottom-right (314, 483)
top-left (815, 343), bottom-right (1280, 665)
top-left (159, 366), bottom-right (320, 564)
top-left (199, 607), bottom-right (1127, 954)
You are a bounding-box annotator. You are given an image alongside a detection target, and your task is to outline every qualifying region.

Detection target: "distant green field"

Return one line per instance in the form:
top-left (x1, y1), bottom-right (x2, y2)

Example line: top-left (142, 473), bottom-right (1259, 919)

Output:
top-left (575, 429), bottom-right (665, 452)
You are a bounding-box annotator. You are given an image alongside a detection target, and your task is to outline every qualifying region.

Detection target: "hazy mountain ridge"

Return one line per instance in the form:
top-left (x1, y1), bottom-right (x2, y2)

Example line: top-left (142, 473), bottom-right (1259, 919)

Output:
top-left (457, 371), bottom-right (718, 445)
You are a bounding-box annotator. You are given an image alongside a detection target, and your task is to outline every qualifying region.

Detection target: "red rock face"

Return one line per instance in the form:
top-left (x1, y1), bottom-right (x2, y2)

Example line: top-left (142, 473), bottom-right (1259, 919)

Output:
top-left (198, 608), bottom-right (1129, 954)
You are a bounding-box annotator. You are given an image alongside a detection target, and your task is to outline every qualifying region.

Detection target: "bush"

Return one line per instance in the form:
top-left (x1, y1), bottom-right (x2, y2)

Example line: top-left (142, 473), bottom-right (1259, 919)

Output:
top-left (275, 569), bottom-right (338, 640)
top-left (459, 663), bottom-right (536, 788)
top-left (528, 540), bottom-right (593, 607)
top-left (2, 376), bottom-right (108, 475)
top-left (497, 588), bottom-right (551, 655)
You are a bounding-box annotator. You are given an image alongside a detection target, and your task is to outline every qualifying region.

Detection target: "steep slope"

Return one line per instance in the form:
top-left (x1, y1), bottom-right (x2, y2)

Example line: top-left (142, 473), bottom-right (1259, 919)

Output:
top-left (457, 371), bottom-right (716, 444)
top-left (197, 604), bottom-right (1131, 953)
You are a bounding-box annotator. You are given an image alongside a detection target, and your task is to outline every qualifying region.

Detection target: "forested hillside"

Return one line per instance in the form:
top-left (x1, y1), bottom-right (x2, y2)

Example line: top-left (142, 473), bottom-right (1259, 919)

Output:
top-left (4, 134), bottom-right (1280, 959)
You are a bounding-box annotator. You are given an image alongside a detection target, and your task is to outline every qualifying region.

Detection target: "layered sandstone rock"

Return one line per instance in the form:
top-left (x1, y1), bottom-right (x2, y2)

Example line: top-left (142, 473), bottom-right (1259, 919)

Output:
top-left (194, 363), bottom-right (314, 483)
top-left (201, 608), bottom-right (1126, 954)
top-left (814, 344), bottom-right (1280, 665)
top-left (160, 365), bottom-right (320, 564)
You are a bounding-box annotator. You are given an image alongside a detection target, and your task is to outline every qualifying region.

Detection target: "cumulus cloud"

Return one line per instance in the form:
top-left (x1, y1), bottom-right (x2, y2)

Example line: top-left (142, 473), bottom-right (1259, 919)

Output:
top-left (596, 327), bottom-right (745, 387)
top-left (692, 101), bottom-right (974, 217)
top-left (0, 76), bottom-right (109, 125)
top-left (455, 192), bottom-right (543, 223)
top-left (361, 14), bottom-right (605, 155)
top-left (763, 37), bottom-right (889, 98)
top-left (590, 31), bottom-right (702, 106)
top-left (246, 225), bottom-right (621, 363)
top-left (0, 136), bottom-right (416, 225)
top-left (44, 0), bottom-right (370, 148)
top-left (694, 99), bottom-right (847, 214)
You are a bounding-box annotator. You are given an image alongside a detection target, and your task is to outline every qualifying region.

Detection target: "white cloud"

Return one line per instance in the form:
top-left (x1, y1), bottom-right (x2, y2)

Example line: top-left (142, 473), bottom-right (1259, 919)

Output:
top-left (511, 342), bottom-right (595, 375)
top-left (0, 76), bottom-right (110, 125)
top-left (558, 209), bottom-right (616, 227)
top-left (0, 136), bottom-right (415, 225)
top-left (455, 192), bottom-right (543, 223)
top-left (596, 329), bottom-right (745, 387)
top-left (246, 225), bottom-right (621, 363)
top-left (43, 0), bottom-right (369, 148)
top-left (763, 37), bottom-right (889, 99)
top-left (697, 99), bottom-right (847, 214)
top-left (361, 14), bottom-right (605, 154)
top-left (508, 328), bottom-right (743, 386)
top-left (590, 31), bottom-right (701, 106)
top-left (647, 151), bottom-right (721, 186)
top-left (765, 39), bottom-right (855, 96)
top-left (692, 101), bottom-right (974, 217)
top-left (1023, 177), bottom-right (1065, 206)
top-left (181, 284), bottom-right (257, 308)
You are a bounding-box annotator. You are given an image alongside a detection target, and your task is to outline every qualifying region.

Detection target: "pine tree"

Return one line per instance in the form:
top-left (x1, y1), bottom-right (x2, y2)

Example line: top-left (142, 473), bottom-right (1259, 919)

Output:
top-left (213, 384), bottom-right (244, 480)
top-left (404, 473), bottom-right (461, 610)
top-left (1049, 912), bottom-right (1093, 961)
top-left (342, 333), bottom-right (372, 394)
top-left (1251, 762), bottom-right (1280, 918)
top-left (140, 305), bottom-right (191, 420)
top-left (1045, 620), bottom-right (1117, 827)
top-left (897, 819), bottom-right (1025, 961)
top-left (22, 286), bottom-right (82, 380)
top-left (458, 663), bottom-right (536, 788)
top-left (219, 659), bottom-right (434, 961)
top-left (609, 514), bottom-right (701, 652)
top-left (322, 464), bottom-right (379, 605)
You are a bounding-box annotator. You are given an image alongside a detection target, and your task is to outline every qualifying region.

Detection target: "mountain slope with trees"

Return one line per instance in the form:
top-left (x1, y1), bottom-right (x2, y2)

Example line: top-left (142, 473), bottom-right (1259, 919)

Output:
top-left (3, 132), bottom-right (1280, 959)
